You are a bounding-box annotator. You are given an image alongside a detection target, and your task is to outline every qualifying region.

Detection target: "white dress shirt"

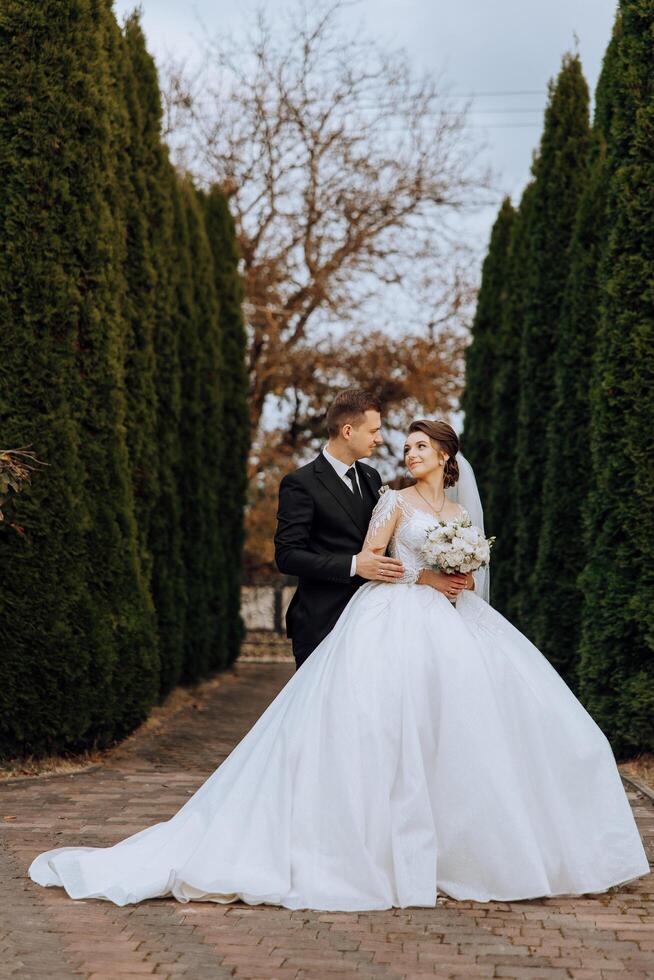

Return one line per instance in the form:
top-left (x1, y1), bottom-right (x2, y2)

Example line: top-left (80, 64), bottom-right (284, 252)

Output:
top-left (322, 446), bottom-right (362, 576)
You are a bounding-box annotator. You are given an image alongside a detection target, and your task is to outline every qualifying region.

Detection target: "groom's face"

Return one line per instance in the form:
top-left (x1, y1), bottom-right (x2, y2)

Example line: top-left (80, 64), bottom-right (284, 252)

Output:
top-left (346, 410), bottom-right (383, 459)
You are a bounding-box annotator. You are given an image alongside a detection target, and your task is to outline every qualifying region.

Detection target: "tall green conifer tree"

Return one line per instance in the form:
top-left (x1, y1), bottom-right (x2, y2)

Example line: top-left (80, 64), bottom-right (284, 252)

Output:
top-left (0, 2), bottom-right (250, 758)
top-left (123, 14), bottom-right (187, 695)
top-left (173, 182), bottom-right (207, 681)
top-left (72, 3), bottom-right (158, 740)
top-left (199, 186), bottom-right (250, 665)
top-left (577, 2), bottom-right (654, 755)
top-left (175, 182), bottom-right (228, 679)
top-left (512, 55), bottom-right (592, 636)
top-left (462, 198), bottom-right (515, 510)
top-left (486, 184), bottom-right (533, 617)
top-left (185, 185), bottom-right (228, 673)
top-left (0, 0), bottom-right (158, 755)
top-left (0, 0), bottom-right (97, 756)
top-left (530, 37), bottom-right (619, 689)
top-left (112, 15), bottom-right (159, 593)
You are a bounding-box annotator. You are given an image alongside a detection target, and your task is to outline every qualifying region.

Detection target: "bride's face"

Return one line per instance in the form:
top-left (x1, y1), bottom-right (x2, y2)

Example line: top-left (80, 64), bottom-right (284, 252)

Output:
top-left (404, 432), bottom-right (446, 478)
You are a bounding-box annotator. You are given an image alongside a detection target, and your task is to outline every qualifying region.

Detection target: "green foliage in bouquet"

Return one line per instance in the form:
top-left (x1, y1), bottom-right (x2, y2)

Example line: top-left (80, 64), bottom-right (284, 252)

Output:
top-left (577, 1), bottom-right (654, 756)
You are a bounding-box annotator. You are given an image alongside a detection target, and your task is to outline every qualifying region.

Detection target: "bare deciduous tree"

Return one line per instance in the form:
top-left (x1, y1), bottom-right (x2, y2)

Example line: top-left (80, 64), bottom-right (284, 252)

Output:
top-left (164, 0), bottom-right (489, 443)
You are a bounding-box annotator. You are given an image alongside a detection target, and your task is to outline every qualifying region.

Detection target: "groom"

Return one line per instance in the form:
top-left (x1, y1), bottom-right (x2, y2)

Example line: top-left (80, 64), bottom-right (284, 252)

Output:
top-left (274, 388), bottom-right (405, 670)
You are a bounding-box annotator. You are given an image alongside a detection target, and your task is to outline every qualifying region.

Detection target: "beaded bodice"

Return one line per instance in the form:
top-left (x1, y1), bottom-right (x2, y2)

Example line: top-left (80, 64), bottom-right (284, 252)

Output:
top-left (366, 489), bottom-right (468, 584)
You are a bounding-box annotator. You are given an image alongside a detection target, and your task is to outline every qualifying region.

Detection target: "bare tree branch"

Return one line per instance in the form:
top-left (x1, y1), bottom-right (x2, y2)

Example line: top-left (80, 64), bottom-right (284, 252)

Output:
top-left (163, 0), bottom-right (490, 441)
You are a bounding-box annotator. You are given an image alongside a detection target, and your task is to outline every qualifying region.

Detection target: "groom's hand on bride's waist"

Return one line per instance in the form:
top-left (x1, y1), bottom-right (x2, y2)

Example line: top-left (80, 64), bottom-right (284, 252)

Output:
top-left (354, 549), bottom-right (404, 581)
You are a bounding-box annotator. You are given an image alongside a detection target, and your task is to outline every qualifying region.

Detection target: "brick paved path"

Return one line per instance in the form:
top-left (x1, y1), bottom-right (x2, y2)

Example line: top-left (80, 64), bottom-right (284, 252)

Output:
top-left (1, 663), bottom-right (653, 980)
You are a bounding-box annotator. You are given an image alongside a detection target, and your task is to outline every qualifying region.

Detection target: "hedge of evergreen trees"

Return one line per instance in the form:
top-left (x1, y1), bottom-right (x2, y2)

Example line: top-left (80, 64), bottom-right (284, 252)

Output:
top-left (0, 3), bottom-right (249, 759)
top-left (461, 1), bottom-right (654, 757)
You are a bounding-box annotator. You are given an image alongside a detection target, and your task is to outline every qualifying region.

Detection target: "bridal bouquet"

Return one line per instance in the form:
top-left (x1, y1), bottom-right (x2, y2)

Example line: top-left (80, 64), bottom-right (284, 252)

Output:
top-left (420, 515), bottom-right (495, 577)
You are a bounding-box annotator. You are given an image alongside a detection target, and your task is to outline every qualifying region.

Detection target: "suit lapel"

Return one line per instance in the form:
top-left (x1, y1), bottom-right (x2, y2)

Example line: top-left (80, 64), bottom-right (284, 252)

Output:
top-left (358, 463), bottom-right (380, 509)
top-left (314, 454), bottom-right (368, 534)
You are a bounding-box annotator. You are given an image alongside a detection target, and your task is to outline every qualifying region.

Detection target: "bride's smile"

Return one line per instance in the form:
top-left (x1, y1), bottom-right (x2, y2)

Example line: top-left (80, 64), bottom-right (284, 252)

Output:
top-left (405, 432), bottom-right (447, 480)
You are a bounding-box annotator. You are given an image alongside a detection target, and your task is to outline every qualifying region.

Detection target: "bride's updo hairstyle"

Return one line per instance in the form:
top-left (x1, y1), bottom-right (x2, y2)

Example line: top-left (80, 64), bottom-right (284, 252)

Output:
top-left (408, 419), bottom-right (460, 489)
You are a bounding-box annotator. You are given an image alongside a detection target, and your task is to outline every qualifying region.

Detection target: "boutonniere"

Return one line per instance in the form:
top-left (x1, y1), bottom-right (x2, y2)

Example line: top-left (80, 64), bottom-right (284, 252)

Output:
top-left (379, 484), bottom-right (390, 494)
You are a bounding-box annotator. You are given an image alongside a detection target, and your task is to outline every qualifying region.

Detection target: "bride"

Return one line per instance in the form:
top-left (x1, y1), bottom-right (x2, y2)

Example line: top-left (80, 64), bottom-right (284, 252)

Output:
top-left (28, 420), bottom-right (650, 910)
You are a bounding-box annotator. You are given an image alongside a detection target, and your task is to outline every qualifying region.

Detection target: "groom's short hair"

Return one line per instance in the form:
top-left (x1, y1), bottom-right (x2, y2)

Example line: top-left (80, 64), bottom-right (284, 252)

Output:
top-left (326, 388), bottom-right (382, 437)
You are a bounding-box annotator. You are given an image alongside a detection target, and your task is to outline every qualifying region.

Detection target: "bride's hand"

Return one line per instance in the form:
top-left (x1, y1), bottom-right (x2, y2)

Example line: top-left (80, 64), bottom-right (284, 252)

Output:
top-left (417, 569), bottom-right (468, 599)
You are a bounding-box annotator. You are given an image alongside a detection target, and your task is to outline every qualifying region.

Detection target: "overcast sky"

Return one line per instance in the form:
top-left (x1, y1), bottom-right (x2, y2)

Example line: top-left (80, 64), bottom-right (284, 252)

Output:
top-left (111, 1), bottom-right (617, 437)
top-left (114, 0), bottom-right (617, 252)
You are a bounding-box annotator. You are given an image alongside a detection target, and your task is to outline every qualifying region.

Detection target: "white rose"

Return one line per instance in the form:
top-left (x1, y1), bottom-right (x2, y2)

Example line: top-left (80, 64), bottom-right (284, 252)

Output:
top-left (458, 526), bottom-right (477, 544)
top-left (478, 544), bottom-right (490, 562)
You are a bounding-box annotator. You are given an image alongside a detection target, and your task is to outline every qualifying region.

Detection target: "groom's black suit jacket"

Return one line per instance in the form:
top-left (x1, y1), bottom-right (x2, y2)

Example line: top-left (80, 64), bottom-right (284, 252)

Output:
top-left (274, 453), bottom-right (382, 662)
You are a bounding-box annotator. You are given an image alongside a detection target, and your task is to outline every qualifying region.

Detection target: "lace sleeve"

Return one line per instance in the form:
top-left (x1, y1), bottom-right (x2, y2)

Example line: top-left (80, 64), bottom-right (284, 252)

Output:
top-left (364, 489), bottom-right (401, 551)
top-left (365, 490), bottom-right (422, 584)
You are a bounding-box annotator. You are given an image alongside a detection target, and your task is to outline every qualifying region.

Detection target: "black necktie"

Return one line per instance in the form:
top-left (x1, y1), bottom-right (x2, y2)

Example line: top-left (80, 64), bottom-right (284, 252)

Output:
top-left (346, 466), bottom-right (362, 501)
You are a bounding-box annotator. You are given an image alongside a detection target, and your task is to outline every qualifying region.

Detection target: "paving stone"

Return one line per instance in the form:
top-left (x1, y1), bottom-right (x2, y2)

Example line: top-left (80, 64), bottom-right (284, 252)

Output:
top-left (1, 662), bottom-right (653, 980)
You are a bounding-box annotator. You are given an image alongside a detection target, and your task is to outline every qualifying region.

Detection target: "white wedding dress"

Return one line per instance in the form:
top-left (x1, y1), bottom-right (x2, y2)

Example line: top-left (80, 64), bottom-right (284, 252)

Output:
top-left (29, 489), bottom-right (650, 910)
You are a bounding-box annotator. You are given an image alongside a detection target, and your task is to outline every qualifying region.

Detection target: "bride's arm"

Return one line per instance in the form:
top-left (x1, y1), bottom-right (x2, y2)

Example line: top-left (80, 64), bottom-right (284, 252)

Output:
top-left (356, 491), bottom-right (405, 581)
top-left (363, 491), bottom-right (401, 548)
